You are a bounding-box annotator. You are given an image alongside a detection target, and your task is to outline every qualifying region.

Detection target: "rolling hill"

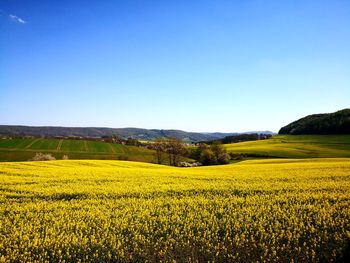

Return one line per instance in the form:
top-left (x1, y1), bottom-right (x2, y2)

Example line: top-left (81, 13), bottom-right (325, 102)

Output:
top-left (1, 158), bottom-right (349, 261)
top-left (0, 125), bottom-right (273, 142)
top-left (0, 138), bottom-right (156, 162)
top-left (279, 109), bottom-right (350, 135)
top-left (225, 134), bottom-right (350, 158)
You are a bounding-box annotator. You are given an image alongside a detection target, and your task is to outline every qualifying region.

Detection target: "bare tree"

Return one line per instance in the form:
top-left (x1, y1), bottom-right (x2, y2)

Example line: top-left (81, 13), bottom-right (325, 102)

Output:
top-left (153, 138), bottom-right (167, 164)
top-left (152, 137), bottom-right (186, 166)
top-left (165, 137), bottom-right (185, 166)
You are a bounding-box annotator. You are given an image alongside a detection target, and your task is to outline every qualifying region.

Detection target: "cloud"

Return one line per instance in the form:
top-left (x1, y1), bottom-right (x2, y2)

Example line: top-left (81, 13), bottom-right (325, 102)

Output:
top-left (9, 14), bottom-right (26, 24)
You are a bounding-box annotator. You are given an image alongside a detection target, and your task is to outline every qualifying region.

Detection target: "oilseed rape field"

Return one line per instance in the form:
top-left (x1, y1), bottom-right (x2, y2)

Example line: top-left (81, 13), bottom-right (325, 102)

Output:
top-left (225, 135), bottom-right (350, 158)
top-left (1, 159), bottom-right (350, 262)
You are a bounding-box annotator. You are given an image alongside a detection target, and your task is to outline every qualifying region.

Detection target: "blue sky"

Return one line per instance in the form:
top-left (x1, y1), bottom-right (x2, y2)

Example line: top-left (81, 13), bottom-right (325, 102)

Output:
top-left (1, 0), bottom-right (349, 132)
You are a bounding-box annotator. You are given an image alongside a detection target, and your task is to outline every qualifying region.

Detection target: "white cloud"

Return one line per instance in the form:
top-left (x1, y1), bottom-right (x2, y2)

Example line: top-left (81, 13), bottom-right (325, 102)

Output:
top-left (9, 14), bottom-right (26, 24)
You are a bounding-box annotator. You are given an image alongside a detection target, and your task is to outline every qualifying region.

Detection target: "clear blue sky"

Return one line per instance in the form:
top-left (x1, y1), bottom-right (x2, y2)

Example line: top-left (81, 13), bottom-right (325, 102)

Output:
top-left (1, 0), bottom-right (349, 132)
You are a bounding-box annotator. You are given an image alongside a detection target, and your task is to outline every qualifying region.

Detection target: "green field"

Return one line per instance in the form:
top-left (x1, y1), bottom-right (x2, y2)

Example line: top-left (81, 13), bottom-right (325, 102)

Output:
top-left (0, 159), bottom-right (349, 262)
top-left (0, 138), bottom-right (155, 162)
top-left (225, 135), bottom-right (350, 158)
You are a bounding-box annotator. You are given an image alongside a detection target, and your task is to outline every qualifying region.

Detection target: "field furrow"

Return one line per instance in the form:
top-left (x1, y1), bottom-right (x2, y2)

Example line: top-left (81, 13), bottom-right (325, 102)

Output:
top-left (108, 143), bottom-right (116, 153)
top-left (25, 138), bottom-right (42, 149)
top-left (56, 139), bottom-right (63, 151)
top-left (84, 140), bottom-right (89, 152)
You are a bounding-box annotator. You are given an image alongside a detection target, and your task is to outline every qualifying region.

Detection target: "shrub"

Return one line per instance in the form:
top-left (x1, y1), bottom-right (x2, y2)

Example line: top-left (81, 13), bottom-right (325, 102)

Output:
top-left (31, 153), bottom-right (56, 161)
top-left (200, 149), bottom-right (217, 165)
top-left (218, 153), bottom-right (230, 164)
top-left (178, 162), bottom-right (202, 167)
top-left (229, 153), bottom-right (244, 160)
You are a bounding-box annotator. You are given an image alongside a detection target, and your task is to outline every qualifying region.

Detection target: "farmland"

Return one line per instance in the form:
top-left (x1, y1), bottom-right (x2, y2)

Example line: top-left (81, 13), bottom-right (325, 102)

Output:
top-left (1, 159), bottom-right (349, 262)
top-left (0, 138), bottom-right (155, 162)
top-left (225, 135), bottom-right (350, 158)
top-left (3, 135), bottom-right (350, 163)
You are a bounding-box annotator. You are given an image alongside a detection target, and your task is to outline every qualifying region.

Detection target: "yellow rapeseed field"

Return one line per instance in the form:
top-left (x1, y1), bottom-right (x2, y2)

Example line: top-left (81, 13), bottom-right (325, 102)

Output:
top-left (1, 159), bottom-right (350, 262)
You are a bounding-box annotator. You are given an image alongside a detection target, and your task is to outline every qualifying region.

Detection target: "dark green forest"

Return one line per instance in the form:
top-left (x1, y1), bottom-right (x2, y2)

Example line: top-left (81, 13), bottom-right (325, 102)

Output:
top-left (279, 109), bottom-right (350, 135)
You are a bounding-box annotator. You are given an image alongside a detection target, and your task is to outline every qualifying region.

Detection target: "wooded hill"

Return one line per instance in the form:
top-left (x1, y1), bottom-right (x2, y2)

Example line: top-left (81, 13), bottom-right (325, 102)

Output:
top-left (0, 125), bottom-right (273, 142)
top-left (0, 126), bottom-right (238, 141)
top-left (279, 109), bottom-right (350, 135)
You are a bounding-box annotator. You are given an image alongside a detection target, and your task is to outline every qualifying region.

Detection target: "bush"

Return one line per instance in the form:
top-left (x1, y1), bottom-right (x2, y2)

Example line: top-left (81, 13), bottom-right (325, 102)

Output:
top-left (229, 153), bottom-right (244, 160)
top-left (178, 162), bottom-right (203, 167)
top-left (218, 153), bottom-right (230, 164)
top-left (200, 149), bottom-right (217, 165)
top-left (31, 153), bottom-right (56, 161)
top-left (189, 142), bottom-right (231, 166)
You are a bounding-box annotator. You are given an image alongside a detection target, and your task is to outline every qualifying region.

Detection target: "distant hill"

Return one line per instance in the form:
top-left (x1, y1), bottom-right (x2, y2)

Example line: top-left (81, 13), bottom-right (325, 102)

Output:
top-left (0, 125), bottom-right (263, 142)
top-left (279, 109), bottom-right (350, 135)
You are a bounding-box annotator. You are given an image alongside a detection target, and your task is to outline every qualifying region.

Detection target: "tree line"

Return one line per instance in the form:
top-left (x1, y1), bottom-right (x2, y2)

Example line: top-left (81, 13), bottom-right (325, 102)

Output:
top-left (151, 138), bottom-right (231, 166)
top-left (201, 133), bottom-right (272, 145)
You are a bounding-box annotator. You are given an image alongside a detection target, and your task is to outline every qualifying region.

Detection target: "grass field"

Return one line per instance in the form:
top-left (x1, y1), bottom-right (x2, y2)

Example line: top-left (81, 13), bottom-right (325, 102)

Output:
top-left (0, 159), bottom-right (349, 262)
top-left (225, 135), bottom-right (350, 158)
top-left (0, 138), bottom-right (155, 162)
